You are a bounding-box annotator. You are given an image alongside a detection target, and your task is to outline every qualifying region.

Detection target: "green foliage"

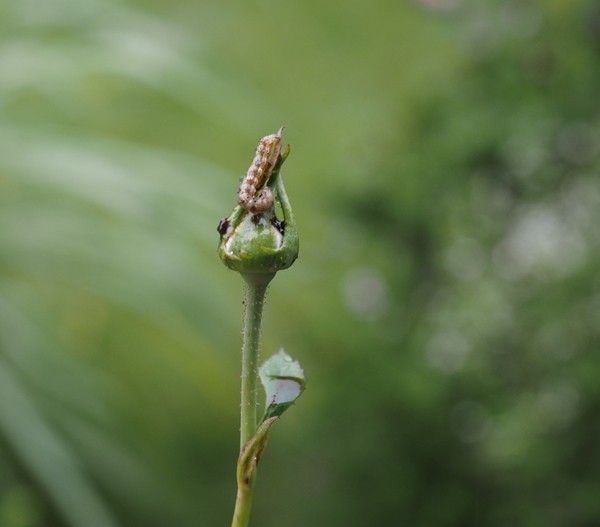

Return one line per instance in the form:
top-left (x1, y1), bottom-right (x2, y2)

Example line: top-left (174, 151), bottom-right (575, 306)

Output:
top-left (0, 0), bottom-right (599, 526)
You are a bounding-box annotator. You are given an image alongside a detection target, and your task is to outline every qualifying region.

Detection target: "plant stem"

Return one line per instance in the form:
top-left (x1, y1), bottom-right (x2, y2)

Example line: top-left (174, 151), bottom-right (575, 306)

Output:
top-left (231, 272), bottom-right (273, 527)
top-left (239, 273), bottom-right (273, 446)
top-left (231, 485), bottom-right (253, 527)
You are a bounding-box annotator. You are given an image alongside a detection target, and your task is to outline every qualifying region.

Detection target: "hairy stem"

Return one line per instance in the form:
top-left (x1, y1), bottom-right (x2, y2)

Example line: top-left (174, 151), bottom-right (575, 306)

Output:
top-left (231, 272), bottom-right (273, 527)
top-left (239, 273), bottom-right (272, 446)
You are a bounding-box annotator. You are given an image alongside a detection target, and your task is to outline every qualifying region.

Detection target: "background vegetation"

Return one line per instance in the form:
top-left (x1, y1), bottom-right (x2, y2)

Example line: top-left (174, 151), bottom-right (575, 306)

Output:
top-left (1, 0), bottom-right (599, 525)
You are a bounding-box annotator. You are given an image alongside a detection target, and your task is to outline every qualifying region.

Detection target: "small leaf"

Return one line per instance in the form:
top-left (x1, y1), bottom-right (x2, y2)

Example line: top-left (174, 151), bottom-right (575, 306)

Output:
top-left (235, 351), bottom-right (305, 486)
top-left (259, 349), bottom-right (305, 422)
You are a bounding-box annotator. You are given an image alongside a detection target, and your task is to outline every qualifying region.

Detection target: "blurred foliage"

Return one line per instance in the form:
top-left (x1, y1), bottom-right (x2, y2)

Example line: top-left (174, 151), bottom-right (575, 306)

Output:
top-left (0, 0), bottom-right (599, 525)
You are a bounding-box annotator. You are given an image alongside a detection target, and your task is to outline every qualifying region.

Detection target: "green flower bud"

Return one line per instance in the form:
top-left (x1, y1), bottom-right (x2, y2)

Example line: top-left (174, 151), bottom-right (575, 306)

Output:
top-left (217, 130), bottom-right (299, 276)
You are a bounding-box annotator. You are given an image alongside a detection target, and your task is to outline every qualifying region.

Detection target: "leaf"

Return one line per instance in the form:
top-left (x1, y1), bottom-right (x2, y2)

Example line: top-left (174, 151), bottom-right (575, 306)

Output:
top-left (259, 349), bottom-right (306, 422)
top-left (235, 351), bottom-right (305, 486)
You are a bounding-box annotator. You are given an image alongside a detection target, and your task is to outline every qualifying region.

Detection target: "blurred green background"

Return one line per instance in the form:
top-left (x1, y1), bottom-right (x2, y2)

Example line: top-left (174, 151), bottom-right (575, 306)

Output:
top-left (1, 0), bottom-right (600, 525)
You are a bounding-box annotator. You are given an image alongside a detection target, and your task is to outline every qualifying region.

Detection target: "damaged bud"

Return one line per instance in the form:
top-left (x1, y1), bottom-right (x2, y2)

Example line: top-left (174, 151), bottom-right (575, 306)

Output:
top-left (217, 129), bottom-right (299, 276)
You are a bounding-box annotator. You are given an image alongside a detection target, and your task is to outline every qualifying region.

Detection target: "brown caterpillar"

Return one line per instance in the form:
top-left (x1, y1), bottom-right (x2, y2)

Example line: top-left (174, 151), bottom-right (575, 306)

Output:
top-left (238, 128), bottom-right (283, 213)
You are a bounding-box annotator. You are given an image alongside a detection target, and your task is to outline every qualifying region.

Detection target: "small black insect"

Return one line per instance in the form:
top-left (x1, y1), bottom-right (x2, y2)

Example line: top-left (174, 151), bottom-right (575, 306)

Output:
top-left (251, 213), bottom-right (262, 225)
top-left (217, 218), bottom-right (229, 237)
top-left (270, 217), bottom-right (285, 235)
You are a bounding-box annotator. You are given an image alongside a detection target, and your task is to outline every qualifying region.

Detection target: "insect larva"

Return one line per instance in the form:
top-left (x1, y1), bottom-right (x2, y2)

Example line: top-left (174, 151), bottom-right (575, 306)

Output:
top-left (238, 128), bottom-right (283, 213)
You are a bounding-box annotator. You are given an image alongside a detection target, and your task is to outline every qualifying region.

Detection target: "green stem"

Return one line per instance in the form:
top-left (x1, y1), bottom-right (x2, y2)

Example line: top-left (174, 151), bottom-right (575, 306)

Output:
top-left (231, 272), bottom-right (273, 527)
top-left (231, 486), bottom-right (253, 527)
top-left (239, 273), bottom-right (273, 446)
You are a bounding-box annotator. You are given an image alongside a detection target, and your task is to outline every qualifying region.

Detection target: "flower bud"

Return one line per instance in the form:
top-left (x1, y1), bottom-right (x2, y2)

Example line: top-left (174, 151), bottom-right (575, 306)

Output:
top-left (217, 130), bottom-right (299, 276)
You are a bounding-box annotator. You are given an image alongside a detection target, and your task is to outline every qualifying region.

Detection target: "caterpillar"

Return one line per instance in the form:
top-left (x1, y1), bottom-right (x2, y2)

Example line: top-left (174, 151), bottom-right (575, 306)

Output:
top-left (238, 128), bottom-right (283, 213)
